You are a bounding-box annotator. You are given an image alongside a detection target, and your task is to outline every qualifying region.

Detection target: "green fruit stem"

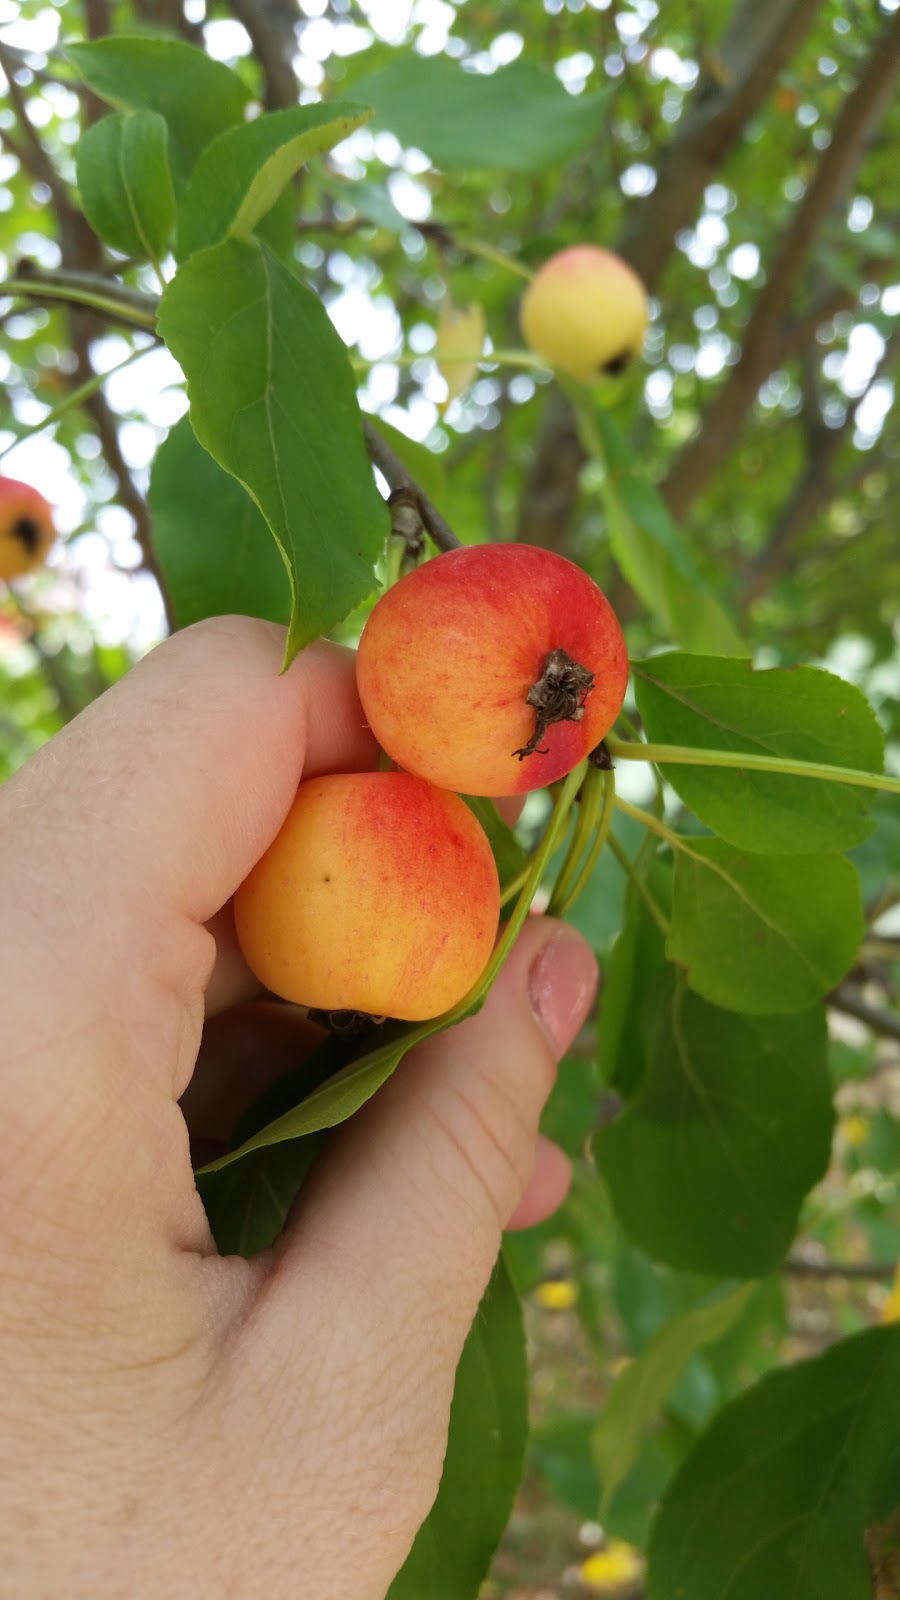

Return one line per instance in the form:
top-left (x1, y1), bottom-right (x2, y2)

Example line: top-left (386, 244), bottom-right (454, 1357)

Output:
top-left (605, 736), bottom-right (900, 796)
top-left (547, 765), bottom-right (616, 918)
top-left (450, 758), bottom-right (588, 1020)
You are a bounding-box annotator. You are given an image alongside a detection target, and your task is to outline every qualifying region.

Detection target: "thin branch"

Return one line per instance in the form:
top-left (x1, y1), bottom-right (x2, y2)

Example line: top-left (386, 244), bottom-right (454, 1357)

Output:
top-left (133, 0), bottom-right (205, 45)
top-left (228, 0), bottom-right (300, 110)
top-left (830, 983), bottom-right (900, 1045)
top-left (0, 42), bottom-right (70, 206)
top-left (662, 11), bottom-right (900, 522)
top-left (362, 421), bottom-right (461, 552)
top-left (741, 328), bottom-right (900, 606)
top-left (3, 263), bottom-right (160, 331)
top-left (785, 1252), bottom-right (896, 1281)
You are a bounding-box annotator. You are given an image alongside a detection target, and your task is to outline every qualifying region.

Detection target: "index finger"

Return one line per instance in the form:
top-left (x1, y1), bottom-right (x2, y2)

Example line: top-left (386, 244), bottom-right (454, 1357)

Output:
top-left (3, 616), bottom-right (378, 928)
top-left (0, 616), bottom-right (378, 1108)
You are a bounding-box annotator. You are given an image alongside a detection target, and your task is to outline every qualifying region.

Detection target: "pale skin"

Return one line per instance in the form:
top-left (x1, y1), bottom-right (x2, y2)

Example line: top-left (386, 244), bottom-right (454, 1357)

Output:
top-left (0, 616), bottom-right (599, 1599)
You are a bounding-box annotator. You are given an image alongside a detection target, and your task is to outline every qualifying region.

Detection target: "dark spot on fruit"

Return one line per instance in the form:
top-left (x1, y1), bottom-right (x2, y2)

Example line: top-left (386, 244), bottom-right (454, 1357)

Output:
top-left (603, 349), bottom-right (633, 376)
top-left (13, 516), bottom-right (40, 554)
top-left (322, 873), bottom-right (332, 883)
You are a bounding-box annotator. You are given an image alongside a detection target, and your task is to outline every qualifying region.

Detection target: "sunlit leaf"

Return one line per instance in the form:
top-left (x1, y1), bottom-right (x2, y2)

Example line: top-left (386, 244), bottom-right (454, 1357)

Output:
top-left (158, 237), bottom-right (387, 663)
top-left (67, 36), bottom-right (250, 185)
top-left (176, 102), bottom-right (371, 260)
top-left (76, 111), bottom-right (174, 263)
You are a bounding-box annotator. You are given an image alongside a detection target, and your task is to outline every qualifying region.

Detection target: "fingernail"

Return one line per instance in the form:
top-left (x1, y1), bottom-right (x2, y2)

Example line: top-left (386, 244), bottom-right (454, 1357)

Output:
top-left (528, 931), bottom-right (598, 1057)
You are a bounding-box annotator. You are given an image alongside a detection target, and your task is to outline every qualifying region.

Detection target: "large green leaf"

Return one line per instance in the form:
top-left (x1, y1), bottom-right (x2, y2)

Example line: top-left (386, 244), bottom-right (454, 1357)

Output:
top-left (668, 839), bottom-right (864, 1014)
top-left (176, 102), bottom-right (372, 261)
top-left (76, 110), bottom-right (174, 263)
top-left (149, 414), bottom-right (291, 629)
top-left (593, 410), bottom-right (746, 656)
top-left (67, 36), bottom-right (251, 186)
top-left (648, 1325), bottom-right (900, 1600)
top-left (596, 859), bottom-right (670, 1095)
top-left (352, 55), bottom-right (610, 172)
top-left (157, 237), bottom-right (387, 663)
top-left (633, 654), bottom-right (884, 854)
top-left (593, 1285), bottom-right (755, 1515)
top-left (596, 979), bottom-right (834, 1275)
top-left (388, 1254), bottom-right (527, 1600)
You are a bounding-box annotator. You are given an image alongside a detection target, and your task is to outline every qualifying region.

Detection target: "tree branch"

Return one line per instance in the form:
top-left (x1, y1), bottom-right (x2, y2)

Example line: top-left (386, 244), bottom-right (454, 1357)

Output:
top-left (228, 0), bottom-right (300, 110)
top-left (740, 327), bottom-right (900, 606)
top-left (785, 1251), bottom-right (896, 1281)
top-left (133, 0), bottom-right (205, 45)
top-left (3, 263), bottom-right (159, 330)
top-left (362, 421), bottom-right (461, 552)
top-left (621, 0), bottom-right (828, 292)
top-left (662, 11), bottom-right (900, 522)
top-left (830, 983), bottom-right (900, 1045)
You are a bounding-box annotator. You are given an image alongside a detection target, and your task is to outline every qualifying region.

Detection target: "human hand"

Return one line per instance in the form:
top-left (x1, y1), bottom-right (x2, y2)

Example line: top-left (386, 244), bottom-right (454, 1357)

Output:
top-left (0, 616), bottom-right (598, 1599)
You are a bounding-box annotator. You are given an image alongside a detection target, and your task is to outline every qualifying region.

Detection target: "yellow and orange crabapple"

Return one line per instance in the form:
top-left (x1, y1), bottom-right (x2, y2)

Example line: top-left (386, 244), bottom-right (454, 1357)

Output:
top-left (234, 770), bottom-right (501, 1023)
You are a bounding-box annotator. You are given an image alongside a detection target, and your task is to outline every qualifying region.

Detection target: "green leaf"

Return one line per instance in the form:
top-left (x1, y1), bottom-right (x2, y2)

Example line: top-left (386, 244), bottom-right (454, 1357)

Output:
top-left (850, 794), bottom-right (900, 903)
top-left (388, 1254), bottom-right (527, 1600)
top-left (176, 102), bottom-right (372, 261)
top-left (648, 1324), bottom-right (900, 1600)
top-left (76, 111), bottom-right (174, 263)
top-left (157, 237), bottom-right (388, 664)
top-left (633, 654), bottom-right (884, 854)
top-left (462, 796), bottom-right (529, 894)
top-left (67, 36), bottom-right (251, 186)
top-left (530, 1413), bottom-right (601, 1521)
top-left (596, 858), bottom-right (670, 1094)
top-left (596, 979), bottom-right (834, 1274)
top-left (148, 414), bottom-right (291, 628)
top-left (668, 839), bottom-right (864, 1014)
top-left (593, 409), bottom-right (746, 656)
top-left (196, 1017), bottom-right (437, 1177)
top-left (593, 1285), bottom-right (755, 1516)
top-left (353, 55), bottom-right (610, 172)
top-left (199, 1135), bottom-right (324, 1256)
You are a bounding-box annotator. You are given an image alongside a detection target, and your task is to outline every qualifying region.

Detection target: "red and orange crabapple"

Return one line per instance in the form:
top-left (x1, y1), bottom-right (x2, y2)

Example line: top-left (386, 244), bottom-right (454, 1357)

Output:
top-left (355, 543), bottom-right (628, 797)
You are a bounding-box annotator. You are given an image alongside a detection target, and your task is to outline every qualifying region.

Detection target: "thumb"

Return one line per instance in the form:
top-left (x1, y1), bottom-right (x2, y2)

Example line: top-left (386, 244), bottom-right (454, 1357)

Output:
top-left (253, 915), bottom-right (597, 1376)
